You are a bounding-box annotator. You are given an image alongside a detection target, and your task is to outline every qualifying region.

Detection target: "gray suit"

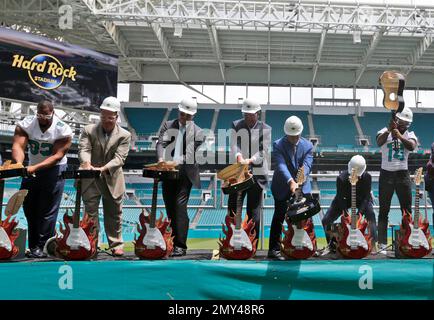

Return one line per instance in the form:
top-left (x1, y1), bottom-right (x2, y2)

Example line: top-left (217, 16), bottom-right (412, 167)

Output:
top-left (78, 123), bottom-right (131, 250)
top-left (156, 119), bottom-right (204, 249)
top-left (156, 119), bottom-right (204, 188)
top-left (228, 118), bottom-right (272, 242)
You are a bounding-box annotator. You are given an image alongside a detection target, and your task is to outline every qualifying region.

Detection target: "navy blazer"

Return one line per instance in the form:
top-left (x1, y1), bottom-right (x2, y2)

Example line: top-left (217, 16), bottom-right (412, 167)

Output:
top-left (270, 136), bottom-right (314, 201)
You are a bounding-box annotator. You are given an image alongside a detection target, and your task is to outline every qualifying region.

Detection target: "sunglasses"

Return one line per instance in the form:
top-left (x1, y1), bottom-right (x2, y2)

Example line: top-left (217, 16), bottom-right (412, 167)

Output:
top-left (100, 115), bottom-right (118, 121)
top-left (36, 113), bottom-right (54, 120)
top-left (396, 119), bottom-right (410, 127)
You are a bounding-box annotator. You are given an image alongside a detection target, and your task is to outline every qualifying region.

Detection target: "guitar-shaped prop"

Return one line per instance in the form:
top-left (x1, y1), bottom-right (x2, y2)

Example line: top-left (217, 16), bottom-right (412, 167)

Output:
top-left (379, 70), bottom-right (406, 151)
top-left (218, 163), bottom-right (257, 260)
top-left (54, 170), bottom-right (99, 260)
top-left (134, 161), bottom-right (177, 259)
top-left (281, 167), bottom-right (319, 259)
top-left (397, 167), bottom-right (432, 258)
top-left (0, 161), bottom-right (28, 260)
top-left (337, 169), bottom-right (373, 259)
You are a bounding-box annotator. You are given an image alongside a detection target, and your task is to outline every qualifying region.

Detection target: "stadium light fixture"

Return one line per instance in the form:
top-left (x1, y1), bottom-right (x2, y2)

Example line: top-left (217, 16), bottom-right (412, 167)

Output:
top-left (142, 95), bottom-right (149, 105)
top-left (174, 24), bottom-right (183, 38)
top-left (353, 30), bottom-right (361, 44)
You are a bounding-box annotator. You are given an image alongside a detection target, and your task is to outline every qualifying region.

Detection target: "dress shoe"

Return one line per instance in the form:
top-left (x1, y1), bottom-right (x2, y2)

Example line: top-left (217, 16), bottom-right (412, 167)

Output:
top-left (170, 246), bottom-right (187, 257)
top-left (267, 249), bottom-right (285, 261)
top-left (26, 247), bottom-right (47, 259)
top-left (111, 248), bottom-right (124, 257)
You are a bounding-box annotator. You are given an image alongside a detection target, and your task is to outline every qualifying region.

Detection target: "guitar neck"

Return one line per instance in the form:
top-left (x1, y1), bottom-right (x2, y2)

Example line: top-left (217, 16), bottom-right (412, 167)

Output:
top-left (149, 179), bottom-right (159, 228)
top-left (351, 183), bottom-right (357, 230)
top-left (73, 179), bottom-right (82, 229)
top-left (235, 191), bottom-right (243, 230)
top-left (414, 185), bottom-right (420, 229)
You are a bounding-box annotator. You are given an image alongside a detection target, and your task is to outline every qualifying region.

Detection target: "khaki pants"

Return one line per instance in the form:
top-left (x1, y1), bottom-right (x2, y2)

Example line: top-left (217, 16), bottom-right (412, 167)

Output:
top-left (82, 179), bottom-right (123, 250)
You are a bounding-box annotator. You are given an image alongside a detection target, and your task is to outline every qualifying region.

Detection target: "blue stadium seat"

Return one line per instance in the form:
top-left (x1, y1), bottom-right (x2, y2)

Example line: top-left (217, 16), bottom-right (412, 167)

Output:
top-left (124, 108), bottom-right (166, 136)
top-left (413, 113), bottom-right (434, 149)
top-left (358, 112), bottom-right (390, 146)
top-left (312, 114), bottom-right (358, 148)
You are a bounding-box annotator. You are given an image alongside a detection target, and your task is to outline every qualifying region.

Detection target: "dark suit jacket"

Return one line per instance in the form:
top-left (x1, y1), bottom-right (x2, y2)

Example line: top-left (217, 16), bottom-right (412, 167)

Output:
top-left (230, 119), bottom-right (271, 190)
top-left (156, 119), bottom-right (204, 188)
top-left (335, 170), bottom-right (372, 212)
top-left (270, 136), bottom-right (313, 201)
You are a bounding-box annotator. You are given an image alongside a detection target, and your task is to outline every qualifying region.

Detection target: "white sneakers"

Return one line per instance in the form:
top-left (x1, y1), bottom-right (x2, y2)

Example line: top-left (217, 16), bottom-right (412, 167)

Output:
top-left (378, 243), bottom-right (388, 255)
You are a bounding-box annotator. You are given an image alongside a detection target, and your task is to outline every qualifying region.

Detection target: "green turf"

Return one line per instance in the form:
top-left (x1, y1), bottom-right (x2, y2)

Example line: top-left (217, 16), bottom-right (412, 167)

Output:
top-left (118, 237), bottom-right (403, 252)
top-left (122, 237), bottom-right (329, 252)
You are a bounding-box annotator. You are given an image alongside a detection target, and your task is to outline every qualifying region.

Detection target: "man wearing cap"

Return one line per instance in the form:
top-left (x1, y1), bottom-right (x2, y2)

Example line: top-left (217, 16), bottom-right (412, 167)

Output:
top-left (12, 100), bottom-right (73, 258)
top-left (321, 155), bottom-right (378, 255)
top-left (268, 116), bottom-right (314, 260)
top-left (156, 98), bottom-right (205, 257)
top-left (228, 98), bottom-right (271, 244)
top-left (79, 96), bottom-right (131, 257)
top-left (376, 106), bottom-right (418, 254)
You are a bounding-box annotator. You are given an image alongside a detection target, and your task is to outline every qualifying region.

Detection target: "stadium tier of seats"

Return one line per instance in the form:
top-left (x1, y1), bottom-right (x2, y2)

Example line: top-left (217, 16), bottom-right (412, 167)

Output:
top-left (124, 107), bottom-right (166, 136)
top-left (124, 107), bottom-right (434, 151)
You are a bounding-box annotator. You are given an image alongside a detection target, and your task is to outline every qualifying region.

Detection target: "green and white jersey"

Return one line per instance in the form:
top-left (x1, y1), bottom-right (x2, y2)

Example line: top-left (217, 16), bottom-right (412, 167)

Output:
top-left (377, 127), bottom-right (418, 171)
top-left (17, 115), bottom-right (73, 165)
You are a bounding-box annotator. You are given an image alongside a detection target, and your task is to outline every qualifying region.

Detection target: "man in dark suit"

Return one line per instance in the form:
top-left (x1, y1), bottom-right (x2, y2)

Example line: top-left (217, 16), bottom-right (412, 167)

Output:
top-left (268, 116), bottom-right (314, 260)
top-left (228, 98), bottom-right (271, 245)
top-left (321, 155), bottom-right (378, 255)
top-left (156, 98), bottom-right (205, 257)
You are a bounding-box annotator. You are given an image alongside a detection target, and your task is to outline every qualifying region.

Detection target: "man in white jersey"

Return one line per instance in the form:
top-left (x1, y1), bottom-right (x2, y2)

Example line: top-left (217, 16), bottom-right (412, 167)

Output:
top-left (376, 106), bottom-right (418, 254)
top-left (12, 101), bottom-right (73, 258)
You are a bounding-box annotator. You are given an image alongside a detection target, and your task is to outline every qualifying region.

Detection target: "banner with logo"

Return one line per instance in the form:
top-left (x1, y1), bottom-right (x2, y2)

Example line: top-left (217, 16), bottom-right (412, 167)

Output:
top-left (0, 27), bottom-right (118, 111)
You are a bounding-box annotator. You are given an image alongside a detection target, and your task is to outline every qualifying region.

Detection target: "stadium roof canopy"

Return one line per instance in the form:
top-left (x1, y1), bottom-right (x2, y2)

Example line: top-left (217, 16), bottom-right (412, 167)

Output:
top-left (3, 0), bottom-right (434, 89)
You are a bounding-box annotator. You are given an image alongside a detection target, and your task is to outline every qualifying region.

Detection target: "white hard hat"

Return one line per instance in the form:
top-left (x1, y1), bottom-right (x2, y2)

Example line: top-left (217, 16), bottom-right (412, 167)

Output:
top-left (395, 106), bottom-right (413, 123)
top-left (100, 96), bottom-right (120, 113)
top-left (348, 155), bottom-right (367, 177)
top-left (284, 116), bottom-right (303, 136)
top-left (178, 98), bottom-right (197, 115)
top-left (241, 98), bottom-right (261, 114)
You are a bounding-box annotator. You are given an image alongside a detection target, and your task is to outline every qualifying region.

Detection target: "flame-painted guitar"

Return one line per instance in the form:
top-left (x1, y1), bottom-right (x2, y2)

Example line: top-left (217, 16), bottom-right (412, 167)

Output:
top-left (397, 168), bottom-right (432, 258)
top-left (55, 170), bottom-right (99, 260)
top-left (134, 162), bottom-right (176, 259)
top-left (337, 169), bottom-right (373, 259)
top-left (0, 162), bottom-right (28, 260)
top-left (281, 167), bottom-right (318, 259)
top-left (218, 163), bottom-right (257, 260)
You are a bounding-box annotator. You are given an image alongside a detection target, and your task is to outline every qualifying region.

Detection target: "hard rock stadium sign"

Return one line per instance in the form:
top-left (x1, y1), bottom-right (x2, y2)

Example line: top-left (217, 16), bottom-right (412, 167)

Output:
top-left (11, 54), bottom-right (77, 90)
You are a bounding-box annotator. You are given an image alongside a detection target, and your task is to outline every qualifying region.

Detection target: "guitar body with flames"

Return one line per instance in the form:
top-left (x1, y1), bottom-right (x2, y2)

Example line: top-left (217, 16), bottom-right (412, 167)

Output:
top-left (281, 166), bottom-right (318, 259)
top-left (281, 217), bottom-right (316, 259)
top-left (397, 210), bottom-right (432, 258)
top-left (56, 212), bottom-right (98, 260)
top-left (0, 188), bottom-right (28, 260)
top-left (134, 209), bottom-right (174, 259)
top-left (219, 214), bottom-right (257, 260)
top-left (337, 212), bottom-right (372, 259)
top-left (0, 215), bottom-right (19, 260)
top-left (397, 168), bottom-right (432, 258)
top-left (217, 163), bottom-right (257, 260)
top-left (135, 162), bottom-right (178, 260)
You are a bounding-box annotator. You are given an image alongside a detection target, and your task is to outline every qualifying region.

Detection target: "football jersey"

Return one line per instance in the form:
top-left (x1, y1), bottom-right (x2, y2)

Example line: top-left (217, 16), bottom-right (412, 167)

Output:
top-left (377, 127), bottom-right (418, 171)
top-left (17, 115), bottom-right (73, 166)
